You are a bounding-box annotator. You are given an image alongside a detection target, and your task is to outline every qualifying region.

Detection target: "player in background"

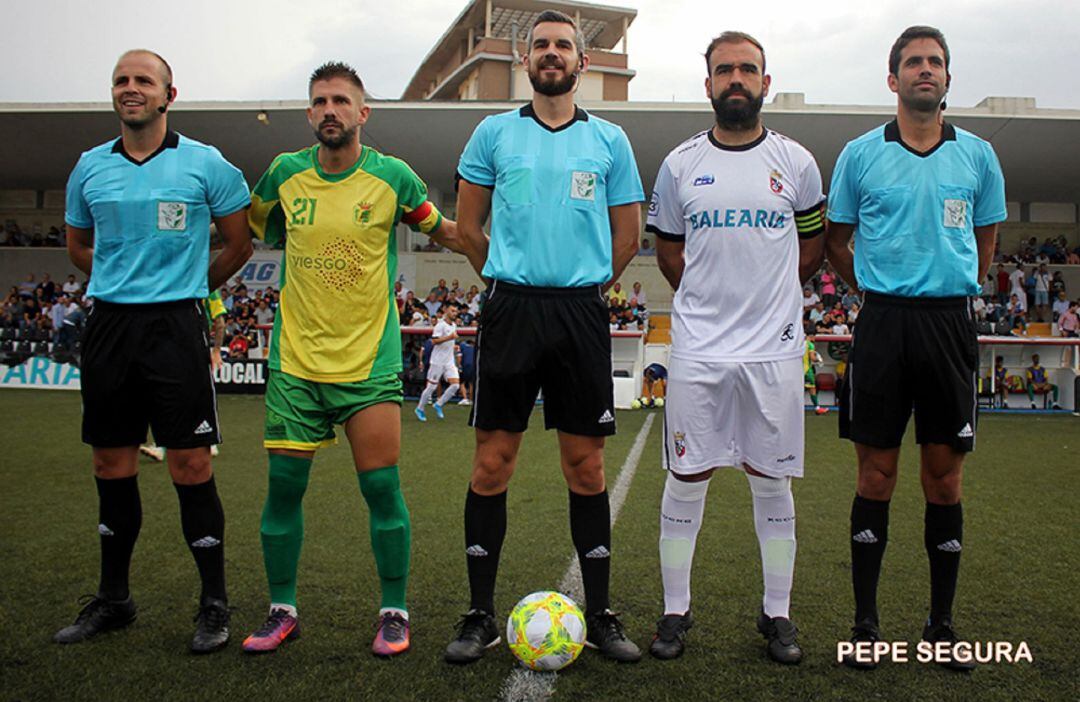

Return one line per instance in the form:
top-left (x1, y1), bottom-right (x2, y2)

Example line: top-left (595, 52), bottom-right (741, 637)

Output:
top-left (825, 26), bottom-right (1006, 671)
top-left (640, 363), bottom-right (667, 408)
top-left (141, 290), bottom-right (227, 461)
top-left (646, 32), bottom-right (826, 664)
top-left (1025, 354), bottom-right (1061, 409)
top-left (445, 10), bottom-right (644, 664)
top-left (242, 62), bottom-right (459, 657)
top-left (804, 339), bottom-right (828, 415)
top-left (56, 49), bottom-right (252, 652)
top-left (415, 306), bottom-right (460, 421)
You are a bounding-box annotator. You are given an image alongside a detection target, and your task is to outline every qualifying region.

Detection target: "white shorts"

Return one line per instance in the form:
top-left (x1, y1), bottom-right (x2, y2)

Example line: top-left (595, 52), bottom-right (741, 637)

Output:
top-left (662, 356), bottom-right (804, 478)
top-left (426, 360), bottom-right (459, 383)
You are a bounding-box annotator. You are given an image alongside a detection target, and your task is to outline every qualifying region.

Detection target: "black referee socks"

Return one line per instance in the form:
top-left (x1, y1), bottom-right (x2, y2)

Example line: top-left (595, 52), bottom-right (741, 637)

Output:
top-left (569, 490), bottom-right (612, 617)
top-left (925, 501), bottom-right (963, 625)
top-left (464, 487), bottom-right (507, 614)
top-left (174, 476), bottom-right (227, 603)
top-left (95, 475), bottom-right (142, 601)
top-left (850, 494), bottom-right (890, 625)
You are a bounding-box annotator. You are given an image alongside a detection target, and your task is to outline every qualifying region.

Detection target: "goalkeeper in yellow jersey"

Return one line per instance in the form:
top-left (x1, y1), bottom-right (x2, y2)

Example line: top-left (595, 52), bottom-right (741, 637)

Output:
top-left (242, 62), bottom-right (462, 657)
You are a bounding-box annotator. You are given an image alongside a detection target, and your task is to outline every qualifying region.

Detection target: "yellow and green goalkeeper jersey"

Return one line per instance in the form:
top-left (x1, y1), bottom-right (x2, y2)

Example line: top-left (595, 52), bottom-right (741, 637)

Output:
top-left (803, 339), bottom-right (816, 376)
top-left (204, 290), bottom-right (226, 328)
top-left (248, 145), bottom-right (442, 383)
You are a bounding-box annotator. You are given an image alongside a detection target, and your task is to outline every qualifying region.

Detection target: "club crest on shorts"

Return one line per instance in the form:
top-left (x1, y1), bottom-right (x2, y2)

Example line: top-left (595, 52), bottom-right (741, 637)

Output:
top-left (157, 201), bottom-right (187, 231)
top-left (673, 431), bottom-right (687, 457)
top-left (769, 169), bottom-right (784, 194)
top-left (943, 198), bottom-right (967, 228)
top-left (570, 171), bottom-right (597, 201)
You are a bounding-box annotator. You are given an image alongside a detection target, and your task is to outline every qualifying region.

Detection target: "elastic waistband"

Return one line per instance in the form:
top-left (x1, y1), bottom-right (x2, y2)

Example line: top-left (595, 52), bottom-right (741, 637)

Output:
top-left (92, 298), bottom-right (201, 313)
top-left (863, 291), bottom-right (969, 310)
top-left (490, 280), bottom-right (602, 298)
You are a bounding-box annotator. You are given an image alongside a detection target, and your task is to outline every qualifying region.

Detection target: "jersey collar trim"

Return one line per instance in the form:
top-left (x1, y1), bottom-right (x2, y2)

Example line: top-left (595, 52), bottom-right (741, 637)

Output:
top-left (111, 130), bottom-right (179, 166)
top-left (311, 144), bottom-right (368, 183)
top-left (706, 126), bottom-right (769, 152)
top-left (884, 119), bottom-right (956, 157)
top-left (520, 103), bottom-right (588, 133)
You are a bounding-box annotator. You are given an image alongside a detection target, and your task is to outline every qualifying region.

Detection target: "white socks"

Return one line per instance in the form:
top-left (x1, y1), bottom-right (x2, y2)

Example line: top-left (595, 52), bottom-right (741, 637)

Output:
top-left (437, 383), bottom-right (460, 407)
top-left (659, 472), bottom-right (710, 615)
top-left (746, 472), bottom-right (797, 619)
top-left (418, 383), bottom-right (437, 408)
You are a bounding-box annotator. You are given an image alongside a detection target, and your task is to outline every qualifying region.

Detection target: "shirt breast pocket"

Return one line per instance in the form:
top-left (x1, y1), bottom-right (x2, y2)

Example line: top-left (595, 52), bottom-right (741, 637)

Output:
top-left (150, 187), bottom-right (203, 235)
top-left (938, 184), bottom-right (975, 235)
top-left (84, 188), bottom-right (123, 239)
top-left (563, 157), bottom-right (606, 210)
top-left (494, 155), bottom-right (536, 206)
top-left (862, 186), bottom-right (910, 240)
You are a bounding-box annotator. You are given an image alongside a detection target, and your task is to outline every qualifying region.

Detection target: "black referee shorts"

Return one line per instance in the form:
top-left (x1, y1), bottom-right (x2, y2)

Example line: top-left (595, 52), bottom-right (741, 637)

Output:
top-left (839, 292), bottom-right (978, 452)
top-left (470, 281), bottom-right (615, 436)
top-left (81, 299), bottom-right (220, 449)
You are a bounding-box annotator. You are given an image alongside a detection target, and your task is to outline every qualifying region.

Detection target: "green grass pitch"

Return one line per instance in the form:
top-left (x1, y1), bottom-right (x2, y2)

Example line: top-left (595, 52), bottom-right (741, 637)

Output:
top-left (1, 389), bottom-right (1077, 700)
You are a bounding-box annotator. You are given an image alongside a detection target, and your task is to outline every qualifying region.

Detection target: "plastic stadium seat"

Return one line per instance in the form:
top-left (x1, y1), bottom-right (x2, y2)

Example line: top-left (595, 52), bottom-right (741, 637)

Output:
top-left (1025, 322), bottom-right (1051, 337)
top-left (815, 373), bottom-right (837, 392)
top-left (976, 320), bottom-right (993, 335)
top-left (646, 328), bottom-right (671, 344)
top-left (994, 319), bottom-right (1011, 335)
top-left (650, 315), bottom-right (671, 330)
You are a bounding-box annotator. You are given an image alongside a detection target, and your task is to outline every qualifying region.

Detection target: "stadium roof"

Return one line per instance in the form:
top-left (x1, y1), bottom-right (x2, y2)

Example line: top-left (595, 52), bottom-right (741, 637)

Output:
top-left (2, 95), bottom-right (1079, 204)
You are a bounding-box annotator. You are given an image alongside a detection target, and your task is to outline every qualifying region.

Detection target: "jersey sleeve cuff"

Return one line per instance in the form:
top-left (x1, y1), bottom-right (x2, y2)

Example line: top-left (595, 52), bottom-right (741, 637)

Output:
top-left (645, 223), bottom-right (684, 241)
top-left (608, 194), bottom-right (646, 207)
top-left (455, 171), bottom-right (494, 191)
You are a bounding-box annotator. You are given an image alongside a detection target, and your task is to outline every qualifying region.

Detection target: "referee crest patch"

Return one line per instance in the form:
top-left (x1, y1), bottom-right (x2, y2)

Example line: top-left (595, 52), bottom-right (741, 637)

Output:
top-left (943, 199), bottom-right (967, 228)
top-left (157, 201), bottom-right (187, 231)
top-left (570, 171), bottom-right (597, 201)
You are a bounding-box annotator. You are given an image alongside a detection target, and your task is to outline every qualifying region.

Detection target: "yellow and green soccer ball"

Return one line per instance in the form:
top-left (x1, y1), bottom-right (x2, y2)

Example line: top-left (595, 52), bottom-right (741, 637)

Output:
top-left (506, 591), bottom-right (586, 671)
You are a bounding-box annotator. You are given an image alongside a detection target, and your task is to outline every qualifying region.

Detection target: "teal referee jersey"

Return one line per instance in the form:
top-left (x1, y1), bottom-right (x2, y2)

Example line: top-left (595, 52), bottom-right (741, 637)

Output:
top-left (827, 121), bottom-right (1006, 297)
top-left (65, 131), bottom-right (250, 304)
top-left (457, 104), bottom-right (644, 287)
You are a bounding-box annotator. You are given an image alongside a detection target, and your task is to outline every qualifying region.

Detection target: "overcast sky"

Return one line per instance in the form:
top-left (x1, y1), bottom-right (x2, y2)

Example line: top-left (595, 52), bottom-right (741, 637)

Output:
top-left (4, 0), bottom-right (1079, 109)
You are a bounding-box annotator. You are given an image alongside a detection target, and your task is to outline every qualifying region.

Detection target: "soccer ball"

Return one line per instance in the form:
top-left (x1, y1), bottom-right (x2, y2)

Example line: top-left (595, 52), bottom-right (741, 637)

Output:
top-left (654, 398), bottom-right (665, 408)
top-left (630, 399), bottom-right (642, 410)
top-left (506, 591), bottom-right (586, 671)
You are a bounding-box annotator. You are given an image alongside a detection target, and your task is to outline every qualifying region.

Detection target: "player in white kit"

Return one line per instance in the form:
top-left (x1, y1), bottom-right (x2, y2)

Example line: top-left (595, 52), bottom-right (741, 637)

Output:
top-left (415, 306), bottom-right (460, 421)
top-left (645, 32), bottom-right (827, 664)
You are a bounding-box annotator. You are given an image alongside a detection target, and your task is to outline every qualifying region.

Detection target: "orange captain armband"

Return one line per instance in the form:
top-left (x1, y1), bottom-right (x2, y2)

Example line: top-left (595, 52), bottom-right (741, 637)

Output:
top-left (401, 201), bottom-right (443, 234)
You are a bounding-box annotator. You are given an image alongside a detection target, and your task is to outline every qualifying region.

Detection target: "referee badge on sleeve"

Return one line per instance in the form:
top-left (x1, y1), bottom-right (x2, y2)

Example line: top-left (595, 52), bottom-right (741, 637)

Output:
top-left (158, 201), bottom-right (188, 231)
top-left (943, 199), bottom-right (967, 229)
top-left (571, 171), bottom-right (597, 201)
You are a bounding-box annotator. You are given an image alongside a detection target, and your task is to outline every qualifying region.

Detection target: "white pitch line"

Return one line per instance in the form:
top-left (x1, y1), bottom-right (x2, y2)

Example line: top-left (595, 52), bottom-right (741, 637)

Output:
top-left (498, 413), bottom-right (657, 702)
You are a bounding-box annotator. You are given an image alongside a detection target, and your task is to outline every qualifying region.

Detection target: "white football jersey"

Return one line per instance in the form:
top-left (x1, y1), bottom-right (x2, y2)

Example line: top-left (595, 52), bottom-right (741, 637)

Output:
top-left (647, 129), bottom-right (825, 361)
top-left (430, 320), bottom-right (457, 366)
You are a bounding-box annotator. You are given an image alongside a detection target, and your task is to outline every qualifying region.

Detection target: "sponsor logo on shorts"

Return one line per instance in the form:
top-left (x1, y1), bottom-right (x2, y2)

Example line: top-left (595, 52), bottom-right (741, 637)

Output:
top-left (191, 536), bottom-right (222, 548)
top-left (852, 529), bottom-right (878, 544)
top-left (769, 169), bottom-right (784, 194)
top-left (585, 546), bottom-right (611, 559)
top-left (98, 523), bottom-right (115, 537)
top-left (767, 516), bottom-right (795, 523)
top-left (776, 454), bottom-right (797, 463)
top-left (157, 201), bottom-right (187, 231)
top-left (570, 171), bottom-right (597, 201)
top-left (957, 423), bottom-right (974, 438)
top-left (937, 540), bottom-right (962, 553)
top-left (598, 410), bottom-right (615, 424)
top-left (465, 544), bottom-right (489, 557)
top-left (673, 431), bottom-right (687, 458)
top-left (194, 420), bottom-right (213, 435)
top-left (692, 174), bottom-right (715, 187)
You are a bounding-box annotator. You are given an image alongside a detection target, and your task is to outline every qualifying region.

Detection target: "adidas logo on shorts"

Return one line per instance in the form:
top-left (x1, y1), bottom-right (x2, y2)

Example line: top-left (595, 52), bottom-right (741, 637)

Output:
top-left (957, 423), bottom-right (974, 439)
top-left (194, 420), bottom-right (213, 435)
top-left (598, 410), bottom-right (615, 424)
top-left (584, 546), bottom-right (611, 559)
top-left (465, 544), bottom-right (489, 557)
top-left (191, 536), bottom-right (222, 548)
top-left (852, 529), bottom-right (879, 544)
top-left (937, 539), bottom-right (962, 553)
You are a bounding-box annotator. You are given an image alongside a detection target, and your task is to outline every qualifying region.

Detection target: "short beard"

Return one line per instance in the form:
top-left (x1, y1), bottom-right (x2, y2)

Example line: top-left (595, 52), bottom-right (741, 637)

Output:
top-left (710, 89), bottom-right (764, 131)
top-left (315, 123), bottom-right (358, 150)
top-left (899, 91), bottom-right (944, 114)
top-left (529, 65), bottom-right (577, 97)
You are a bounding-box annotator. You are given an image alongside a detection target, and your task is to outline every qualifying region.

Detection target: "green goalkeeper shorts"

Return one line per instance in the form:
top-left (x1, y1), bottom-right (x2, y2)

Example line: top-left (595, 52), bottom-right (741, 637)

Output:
top-left (804, 369), bottom-right (816, 389)
top-left (264, 370), bottom-right (403, 452)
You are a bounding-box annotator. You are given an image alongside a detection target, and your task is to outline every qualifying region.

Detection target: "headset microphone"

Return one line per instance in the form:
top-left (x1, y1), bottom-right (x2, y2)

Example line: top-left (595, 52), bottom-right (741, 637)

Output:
top-left (158, 104), bottom-right (168, 114)
top-left (159, 85), bottom-right (172, 113)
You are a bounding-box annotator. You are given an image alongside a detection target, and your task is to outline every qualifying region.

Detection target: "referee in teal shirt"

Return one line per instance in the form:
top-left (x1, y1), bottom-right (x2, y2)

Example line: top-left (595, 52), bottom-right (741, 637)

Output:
top-left (55, 50), bottom-right (252, 653)
top-left (825, 27), bottom-right (1006, 671)
top-left (444, 10), bottom-right (644, 664)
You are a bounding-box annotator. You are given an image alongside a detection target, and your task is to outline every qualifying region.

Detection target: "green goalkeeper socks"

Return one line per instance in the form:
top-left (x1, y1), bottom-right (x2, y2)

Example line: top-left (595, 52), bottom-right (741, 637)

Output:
top-left (358, 466), bottom-right (411, 611)
top-left (260, 453), bottom-right (312, 607)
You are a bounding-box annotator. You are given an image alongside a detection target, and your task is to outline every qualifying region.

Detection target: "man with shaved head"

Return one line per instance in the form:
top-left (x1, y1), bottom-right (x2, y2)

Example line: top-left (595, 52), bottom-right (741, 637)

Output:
top-left (56, 49), bottom-right (252, 653)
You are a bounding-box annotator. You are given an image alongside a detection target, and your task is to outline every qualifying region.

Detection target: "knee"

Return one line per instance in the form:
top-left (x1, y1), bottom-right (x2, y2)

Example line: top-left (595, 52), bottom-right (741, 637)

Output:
top-left (472, 451), bottom-right (513, 493)
top-left (93, 462), bottom-right (135, 480)
top-left (923, 471), bottom-right (962, 504)
top-left (857, 463), bottom-right (896, 500)
top-left (565, 452), bottom-right (605, 494)
top-left (170, 451), bottom-right (213, 486)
